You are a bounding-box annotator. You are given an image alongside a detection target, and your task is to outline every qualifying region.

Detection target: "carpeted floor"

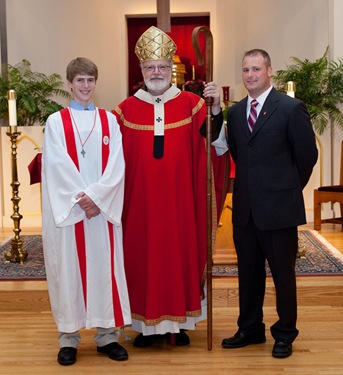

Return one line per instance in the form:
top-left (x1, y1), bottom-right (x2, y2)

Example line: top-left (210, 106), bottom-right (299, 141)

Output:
top-left (0, 230), bottom-right (343, 280)
top-left (213, 230), bottom-right (343, 276)
top-left (0, 235), bottom-right (45, 280)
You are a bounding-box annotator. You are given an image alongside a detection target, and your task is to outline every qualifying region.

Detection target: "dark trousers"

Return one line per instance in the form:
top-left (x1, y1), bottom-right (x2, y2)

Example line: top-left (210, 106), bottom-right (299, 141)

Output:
top-left (233, 214), bottom-right (299, 343)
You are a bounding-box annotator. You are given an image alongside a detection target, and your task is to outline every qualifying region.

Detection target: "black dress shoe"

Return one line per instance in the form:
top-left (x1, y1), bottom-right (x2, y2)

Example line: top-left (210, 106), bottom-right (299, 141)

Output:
top-left (133, 333), bottom-right (158, 348)
top-left (175, 330), bottom-right (190, 346)
top-left (272, 341), bottom-right (292, 358)
top-left (57, 347), bottom-right (77, 366)
top-left (97, 342), bottom-right (128, 361)
top-left (222, 331), bottom-right (266, 349)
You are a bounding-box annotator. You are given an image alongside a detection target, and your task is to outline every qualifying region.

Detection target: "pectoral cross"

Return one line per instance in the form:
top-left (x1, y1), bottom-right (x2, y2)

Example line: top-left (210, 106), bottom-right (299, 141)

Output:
top-left (81, 149), bottom-right (86, 158)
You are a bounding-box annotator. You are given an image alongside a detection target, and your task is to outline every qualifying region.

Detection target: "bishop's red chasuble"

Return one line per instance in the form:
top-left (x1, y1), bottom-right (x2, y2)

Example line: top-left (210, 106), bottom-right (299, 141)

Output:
top-left (113, 86), bottom-right (228, 333)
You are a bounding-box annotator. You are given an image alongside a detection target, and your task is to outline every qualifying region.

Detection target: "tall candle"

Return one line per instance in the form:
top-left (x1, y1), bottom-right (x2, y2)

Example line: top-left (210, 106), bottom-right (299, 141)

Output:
top-left (222, 86), bottom-right (230, 101)
top-left (7, 90), bottom-right (17, 126)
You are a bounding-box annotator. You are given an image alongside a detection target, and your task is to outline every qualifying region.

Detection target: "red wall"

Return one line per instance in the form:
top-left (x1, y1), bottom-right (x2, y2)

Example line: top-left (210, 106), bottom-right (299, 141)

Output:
top-left (127, 16), bottom-right (210, 97)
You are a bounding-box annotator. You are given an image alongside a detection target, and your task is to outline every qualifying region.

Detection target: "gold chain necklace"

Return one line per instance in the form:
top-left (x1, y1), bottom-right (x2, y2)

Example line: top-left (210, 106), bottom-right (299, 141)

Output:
top-left (69, 107), bottom-right (97, 158)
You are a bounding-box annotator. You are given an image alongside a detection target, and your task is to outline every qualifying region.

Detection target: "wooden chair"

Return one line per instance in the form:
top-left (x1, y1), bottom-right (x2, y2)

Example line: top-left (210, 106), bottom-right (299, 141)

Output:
top-left (313, 141), bottom-right (343, 230)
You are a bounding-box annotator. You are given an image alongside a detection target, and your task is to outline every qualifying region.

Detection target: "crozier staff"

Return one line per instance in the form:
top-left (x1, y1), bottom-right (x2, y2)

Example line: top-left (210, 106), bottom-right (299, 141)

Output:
top-left (112, 26), bottom-right (229, 348)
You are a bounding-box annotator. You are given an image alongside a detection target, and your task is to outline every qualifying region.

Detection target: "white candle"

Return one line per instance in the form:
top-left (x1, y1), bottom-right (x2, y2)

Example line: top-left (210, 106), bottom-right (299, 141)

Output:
top-left (7, 90), bottom-right (17, 126)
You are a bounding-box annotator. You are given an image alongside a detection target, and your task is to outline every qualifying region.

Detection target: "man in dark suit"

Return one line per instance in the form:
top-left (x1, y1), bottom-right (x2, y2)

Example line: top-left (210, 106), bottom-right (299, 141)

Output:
top-left (221, 49), bottom-right (318, 358)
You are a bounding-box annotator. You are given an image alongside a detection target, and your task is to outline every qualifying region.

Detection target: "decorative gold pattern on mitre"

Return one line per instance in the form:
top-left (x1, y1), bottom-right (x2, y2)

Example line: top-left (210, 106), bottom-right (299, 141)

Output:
top-left (135, 26), bottom-right (177, 62)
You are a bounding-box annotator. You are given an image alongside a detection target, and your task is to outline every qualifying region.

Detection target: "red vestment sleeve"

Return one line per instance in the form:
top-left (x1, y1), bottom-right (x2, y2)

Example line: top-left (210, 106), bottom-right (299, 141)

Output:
top-left (27, 152), bottom-right (42, 185)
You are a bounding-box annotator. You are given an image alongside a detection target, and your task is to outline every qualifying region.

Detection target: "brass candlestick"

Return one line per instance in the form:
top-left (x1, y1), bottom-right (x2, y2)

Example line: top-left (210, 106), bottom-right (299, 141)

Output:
top-left (4, 95), bottom-right (27, 264)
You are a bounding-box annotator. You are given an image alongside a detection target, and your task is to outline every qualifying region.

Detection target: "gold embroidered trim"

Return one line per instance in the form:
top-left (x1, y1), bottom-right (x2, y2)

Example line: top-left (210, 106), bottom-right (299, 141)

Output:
top-left (123, 118), bottom-right (187, 131)
top-left (113, 106), bottom-right (121, 116)
top-left (193, 97), bottom-right (204, 116)
top-left (120, 97), bottom-right (204, 131)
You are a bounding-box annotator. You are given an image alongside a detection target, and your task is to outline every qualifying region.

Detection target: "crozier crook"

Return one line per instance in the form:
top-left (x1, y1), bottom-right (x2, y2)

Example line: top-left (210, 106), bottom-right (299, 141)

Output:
top-left (192, 26), bottom-right (213, 83)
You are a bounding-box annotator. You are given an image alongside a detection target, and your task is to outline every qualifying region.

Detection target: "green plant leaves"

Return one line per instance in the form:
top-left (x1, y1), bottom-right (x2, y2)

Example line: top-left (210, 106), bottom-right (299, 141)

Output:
top-left (0, 59), bottom-right (71, 126)
top-left (273, 47), bottom-right (343, 135)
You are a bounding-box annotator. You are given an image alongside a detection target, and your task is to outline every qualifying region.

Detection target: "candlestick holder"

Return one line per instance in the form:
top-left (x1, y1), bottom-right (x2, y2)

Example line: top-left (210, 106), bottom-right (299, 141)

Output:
top-left (223, 100), bottom-right (230, 110)
top-left (4, 127), bottom-right (27, 264)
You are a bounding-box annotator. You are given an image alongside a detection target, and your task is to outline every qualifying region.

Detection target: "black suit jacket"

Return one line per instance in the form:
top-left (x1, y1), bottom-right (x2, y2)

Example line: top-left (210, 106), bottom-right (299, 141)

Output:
top-left (227, 88), bottom-right (318, 231)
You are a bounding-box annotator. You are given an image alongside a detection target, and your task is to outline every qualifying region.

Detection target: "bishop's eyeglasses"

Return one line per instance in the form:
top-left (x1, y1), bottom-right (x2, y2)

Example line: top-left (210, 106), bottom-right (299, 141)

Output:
top-left (142, 65), bottom-right (172, 73)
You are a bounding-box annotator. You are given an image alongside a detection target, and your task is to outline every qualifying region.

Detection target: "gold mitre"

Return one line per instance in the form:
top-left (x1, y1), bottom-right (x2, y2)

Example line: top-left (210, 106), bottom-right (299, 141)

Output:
top-left (135, 26), bottom-right (177, 63)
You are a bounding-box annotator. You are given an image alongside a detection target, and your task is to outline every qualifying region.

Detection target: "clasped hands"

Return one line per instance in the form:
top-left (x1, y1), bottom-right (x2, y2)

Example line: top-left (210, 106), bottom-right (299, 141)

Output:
top-left (76, 192), bottom-right (100, 219)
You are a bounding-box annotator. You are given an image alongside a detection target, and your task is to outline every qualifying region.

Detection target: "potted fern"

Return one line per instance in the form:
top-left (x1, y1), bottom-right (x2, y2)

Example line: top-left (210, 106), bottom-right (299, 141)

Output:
top-left (0, 60), bottom-right (71, 215)
top-left (0, 59), bottom-right (70, 126)
top-left (273, 47), bottom-right (343, 135)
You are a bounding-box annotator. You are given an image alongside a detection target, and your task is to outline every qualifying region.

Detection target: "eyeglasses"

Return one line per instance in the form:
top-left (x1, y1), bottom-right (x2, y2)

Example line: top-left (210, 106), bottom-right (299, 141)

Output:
top-left (142, 65), bottom-right (172, 73)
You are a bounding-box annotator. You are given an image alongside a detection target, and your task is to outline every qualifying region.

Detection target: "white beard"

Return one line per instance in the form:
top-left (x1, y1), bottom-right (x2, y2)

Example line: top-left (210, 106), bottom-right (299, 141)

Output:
top-left (145, 75), bottom-right (171, 94)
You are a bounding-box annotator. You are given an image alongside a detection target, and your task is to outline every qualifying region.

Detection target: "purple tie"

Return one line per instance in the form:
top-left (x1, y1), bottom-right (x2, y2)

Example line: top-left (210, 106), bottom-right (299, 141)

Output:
top-left (248, 99), bottom-right (258, 133)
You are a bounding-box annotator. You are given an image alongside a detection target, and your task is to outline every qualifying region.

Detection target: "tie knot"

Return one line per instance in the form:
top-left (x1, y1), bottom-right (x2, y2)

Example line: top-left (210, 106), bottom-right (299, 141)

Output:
top-left (251, 99), bottom-right (258, 108)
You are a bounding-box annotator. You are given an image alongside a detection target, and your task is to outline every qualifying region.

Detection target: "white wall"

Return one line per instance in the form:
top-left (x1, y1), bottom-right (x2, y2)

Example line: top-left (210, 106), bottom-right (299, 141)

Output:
top-left (0, 0), bottom-right (341, 226)
top-left (4, 0), bottom-right (218, 110)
